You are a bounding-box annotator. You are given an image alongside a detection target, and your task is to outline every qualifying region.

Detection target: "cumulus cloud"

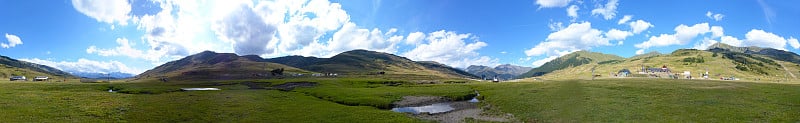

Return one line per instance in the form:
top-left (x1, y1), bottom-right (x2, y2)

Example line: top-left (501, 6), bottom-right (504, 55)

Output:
top-left (276, 0), bottom-right (350, 52)
top-left (733, 29), bottom-right (797, 50)
top-left (567, 5), bottom-right (579, 21)
top-left (405, 32), bottom-right (426, 45)
top-left (605, 29), bottom-right (632, 41)
top-left (20, 58), bottom-right (142, 75)
top-left (535, 0), bottom-right (572, 8)
top-left (525, 22), bottom-right (610, 57)
top-left (591, 0), bottom-right (618, 20)
top-left (629, 20), bottom-right (653, 34)
top-left (617, 15), bottom-right (632, 24)
top-left (213, 3), bottom-right (278, 55)
top-left (325, 22), bottom-right (403, 56)
top-left (403, 30), bottom-right (498, 68)
top-left (706, 11), bottom-right (724, 21)
top-left (71, 0), bottom-right (131, 25)
top-left (788, 37), bottom-right (800, 49)
top-left (635, 23), bottom-right (719, 53)
top-left (692, 39), bottom-right (719, 50)
top-left (720, 36), bottom-right (742, 47)
top-left (2, 33), bottom-right (23, 48)
top-left (710, 26), bottom-right (724, 38)
top-left (86, 38), bottom-right (163, 61)
top-left (548, 22), bottom-right (564, 31)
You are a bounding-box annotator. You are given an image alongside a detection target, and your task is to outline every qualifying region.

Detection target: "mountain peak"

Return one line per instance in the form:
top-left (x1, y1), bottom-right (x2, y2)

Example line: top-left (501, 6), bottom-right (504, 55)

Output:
top-left (707, 42), bottom-right (765, 53)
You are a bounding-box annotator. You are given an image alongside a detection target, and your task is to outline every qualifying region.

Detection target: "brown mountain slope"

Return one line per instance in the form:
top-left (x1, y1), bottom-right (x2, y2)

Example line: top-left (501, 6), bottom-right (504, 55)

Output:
top-left (135, 51), bottom-right (309, 82)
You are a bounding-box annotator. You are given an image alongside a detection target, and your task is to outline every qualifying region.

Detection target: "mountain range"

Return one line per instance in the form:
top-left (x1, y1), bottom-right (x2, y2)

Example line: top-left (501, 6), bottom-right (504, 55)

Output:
top-left (466, 64), bottom-right (532, 80)
top-left (131, 49), bottom-right (478, 82)
top-left (517, 43), bottom-right (800, 81)
top-left (69, 71), bottom-right (135, 79)
top-left (518, 51), bottom-right (624, 78)
top-left (265, 49), bottom-right (478, 79)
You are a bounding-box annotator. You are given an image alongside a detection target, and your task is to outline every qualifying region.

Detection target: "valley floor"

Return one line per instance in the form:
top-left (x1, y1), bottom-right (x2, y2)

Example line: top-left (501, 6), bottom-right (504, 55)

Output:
top-left (0, 78), bottom-right (798, 122)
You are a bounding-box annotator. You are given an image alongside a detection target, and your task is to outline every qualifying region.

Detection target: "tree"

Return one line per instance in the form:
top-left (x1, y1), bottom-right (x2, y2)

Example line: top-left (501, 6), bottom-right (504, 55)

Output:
top-left (271, 68), bottom-right (284, 76)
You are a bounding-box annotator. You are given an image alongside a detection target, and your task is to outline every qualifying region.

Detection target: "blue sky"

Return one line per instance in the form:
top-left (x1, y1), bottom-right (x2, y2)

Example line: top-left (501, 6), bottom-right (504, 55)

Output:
top-left (0, 0), bottom-right (798, 75)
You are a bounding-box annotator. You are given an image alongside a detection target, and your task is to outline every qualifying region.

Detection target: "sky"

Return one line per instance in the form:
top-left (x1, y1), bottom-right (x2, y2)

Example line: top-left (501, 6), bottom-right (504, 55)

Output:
top-left (0, 0), bottom-right (798, 75)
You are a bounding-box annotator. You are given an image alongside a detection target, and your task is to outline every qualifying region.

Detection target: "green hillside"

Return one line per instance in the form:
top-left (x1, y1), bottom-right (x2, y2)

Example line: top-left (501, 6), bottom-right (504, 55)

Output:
top-left (0, 55), bottom-right (74, 80)
top-left (519, 51), bottom-right (625, 78)
top-left (530, 47), bottom-right (800, 82)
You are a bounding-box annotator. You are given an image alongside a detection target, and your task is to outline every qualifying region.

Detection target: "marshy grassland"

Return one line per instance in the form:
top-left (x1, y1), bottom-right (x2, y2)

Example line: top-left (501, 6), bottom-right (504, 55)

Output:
top-left (0, 78), bottom-right (798, 122)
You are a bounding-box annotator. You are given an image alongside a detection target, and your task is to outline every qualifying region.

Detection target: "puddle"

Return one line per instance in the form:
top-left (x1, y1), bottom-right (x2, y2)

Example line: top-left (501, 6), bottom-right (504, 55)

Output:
top-left (390, 91), bottom-right (514, 123)
top-left (180, 88), bottom-right (221, 91)
top-left (392, 91), bottom-right (480, 114)
top-left (391, 103), bottom-right (455, 114)
top-left (468, 92), bottom-right (480, 103)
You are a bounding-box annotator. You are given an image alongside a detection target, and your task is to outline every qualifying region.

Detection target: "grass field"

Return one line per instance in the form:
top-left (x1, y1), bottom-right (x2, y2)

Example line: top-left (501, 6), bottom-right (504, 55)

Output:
top-left (0, 78), bottom-right (798, 122)
top-left (474, 79), bottom-right (800, 122)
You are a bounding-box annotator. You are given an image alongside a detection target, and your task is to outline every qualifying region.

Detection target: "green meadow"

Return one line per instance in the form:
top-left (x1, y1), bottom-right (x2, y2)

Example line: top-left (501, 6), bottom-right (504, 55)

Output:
top-left (0, 78), bottom-right (798, 122)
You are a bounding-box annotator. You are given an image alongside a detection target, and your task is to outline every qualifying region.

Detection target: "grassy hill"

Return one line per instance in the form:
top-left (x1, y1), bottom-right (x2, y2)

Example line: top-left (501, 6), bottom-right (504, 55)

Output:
top-left (134, 51), bottom-right (310, 82)
top-left (519, 51), bottom-right (625, 78)
top-left (0, 55), bottom-right (74, 80)
top-left (266, 49), bottom-right (478, 79)
top-left (530, 46), bottom-right (800, 82)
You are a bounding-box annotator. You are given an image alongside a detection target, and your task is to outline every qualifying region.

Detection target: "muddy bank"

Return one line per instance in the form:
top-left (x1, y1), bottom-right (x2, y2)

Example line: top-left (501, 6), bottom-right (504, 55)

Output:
top-left (392, 96), bottom-right (514, 123)
top-left (392, 96), bottom-right (450, 107)
top-left (271, 82), bottom-right (318, 91)
top-left (241, 82), bottom-right (270, 89)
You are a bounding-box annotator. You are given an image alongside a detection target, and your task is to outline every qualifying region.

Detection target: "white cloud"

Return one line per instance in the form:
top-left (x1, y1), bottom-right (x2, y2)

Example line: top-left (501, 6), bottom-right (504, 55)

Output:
top-left (605, 29), bottom-right (632, 41)
top-left (567, 5), bottom-right (579, 21)
top-left (403, 30), bottom-right (498, 68)
top-left (591, 0), bottom-right (618, 20)
top-left (629, 20), bottom-right (653, 34)
top-left (741, 29), bottom-right (790, 50)
top-left (706, 11), bottom-right (725, 21)
top-left (2, 33), bottom-right (23, 48)
top-left (717, 29), bottom-right (798, 50)
top-left (20, 58), bottom-right (142, 75)
top-left (213, 3), bottom-right (278, 55)
top-left (710, 26), bottom-right (724, 38)
top-left (275, 0), bottom-right (350, 52)
top-left (325, 22), bottom-right (403, 56)
top-left (635, 49), bottom-right (645, 55)
top-left (86, 38), bottom-right (164, 61)
top-left (720, 36), bottom-right (742, 47)
top-left (617, 15), bottom-right (632, 24)
top-left (405, 32), bottom-right (426, 45)
top-left (71, 0), bottom-right (131, 25)
top-left (535, 0), bottom-right (572, 8)
top-left (692, 39), bottom-right (719, 50)
top-left (500, 51), bottom-right (508, 54)
top-left (548, 21), bottom-right (564, 31)
top-left (635, 23), bottom-right (718, 52)
top-left (789, 37), bottom-right (800, 49)
top-left (525, 22), bottom-right (610, 57)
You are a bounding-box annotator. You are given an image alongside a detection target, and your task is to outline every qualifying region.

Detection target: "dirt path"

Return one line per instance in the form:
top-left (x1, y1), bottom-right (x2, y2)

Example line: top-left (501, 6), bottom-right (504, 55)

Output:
top-left (778, 62), bottom-right (797, 79)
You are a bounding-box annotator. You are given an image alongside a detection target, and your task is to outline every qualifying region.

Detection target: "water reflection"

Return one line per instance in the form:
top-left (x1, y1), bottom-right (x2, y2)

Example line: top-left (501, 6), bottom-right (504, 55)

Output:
top-left (391, 103), bottom-right (455, 114)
